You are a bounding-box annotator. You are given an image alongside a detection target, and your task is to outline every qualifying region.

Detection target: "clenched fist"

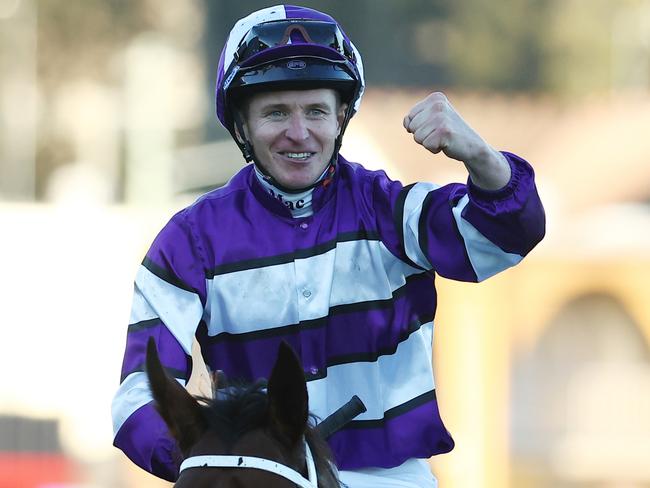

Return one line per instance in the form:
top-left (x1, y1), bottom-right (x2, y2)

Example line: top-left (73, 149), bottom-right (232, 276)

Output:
top-left (403, 92), bottom-right (511, 190)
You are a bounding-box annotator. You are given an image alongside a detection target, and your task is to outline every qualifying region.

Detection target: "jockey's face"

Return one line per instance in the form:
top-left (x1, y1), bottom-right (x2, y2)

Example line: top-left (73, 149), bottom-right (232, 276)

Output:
top-left (242, 88), bottom-right (346, 190)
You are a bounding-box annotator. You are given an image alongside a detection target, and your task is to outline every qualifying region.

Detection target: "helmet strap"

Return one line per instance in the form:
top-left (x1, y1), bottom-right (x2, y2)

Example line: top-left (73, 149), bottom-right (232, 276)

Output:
top-left (232, 110), bottom-right (254, 163)
top-left (331, 98), bottom-right (356, 162)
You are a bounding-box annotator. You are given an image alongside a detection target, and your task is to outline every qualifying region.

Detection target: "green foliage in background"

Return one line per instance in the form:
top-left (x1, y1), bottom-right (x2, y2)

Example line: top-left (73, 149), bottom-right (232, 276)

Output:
top-left (34, 0), bottom-right (650, 96)
top-left (205, 0), bottom-right (650, 96)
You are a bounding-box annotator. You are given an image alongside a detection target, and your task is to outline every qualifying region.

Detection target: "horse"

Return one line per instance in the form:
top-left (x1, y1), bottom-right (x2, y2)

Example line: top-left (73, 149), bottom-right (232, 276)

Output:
top-left (145, 338), bottom-right (344, 487)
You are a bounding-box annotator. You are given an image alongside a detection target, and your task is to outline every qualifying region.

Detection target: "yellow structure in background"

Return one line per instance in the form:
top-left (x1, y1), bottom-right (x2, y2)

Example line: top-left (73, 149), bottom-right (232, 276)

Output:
top-left (431, 254), bottom-right (650, 488)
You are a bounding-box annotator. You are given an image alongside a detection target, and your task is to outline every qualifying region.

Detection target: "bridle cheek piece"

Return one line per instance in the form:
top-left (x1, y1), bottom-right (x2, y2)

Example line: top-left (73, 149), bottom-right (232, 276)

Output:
top-left (179, 439), bottom-right (318, 488)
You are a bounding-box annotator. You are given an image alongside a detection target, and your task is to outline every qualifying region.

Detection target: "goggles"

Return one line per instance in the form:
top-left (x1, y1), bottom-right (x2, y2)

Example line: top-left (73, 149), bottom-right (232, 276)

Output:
top-left (234, 19), bottom-right (356, 66)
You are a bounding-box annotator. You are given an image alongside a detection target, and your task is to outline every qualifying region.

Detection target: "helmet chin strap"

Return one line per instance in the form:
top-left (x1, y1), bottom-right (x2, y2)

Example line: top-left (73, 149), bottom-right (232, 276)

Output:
top-left (232, 110), bottom-right (255, 163)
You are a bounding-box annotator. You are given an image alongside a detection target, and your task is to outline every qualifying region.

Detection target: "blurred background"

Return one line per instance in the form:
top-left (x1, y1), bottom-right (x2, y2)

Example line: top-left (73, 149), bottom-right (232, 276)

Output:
top-left (1, 0), bottom-right (649, 486)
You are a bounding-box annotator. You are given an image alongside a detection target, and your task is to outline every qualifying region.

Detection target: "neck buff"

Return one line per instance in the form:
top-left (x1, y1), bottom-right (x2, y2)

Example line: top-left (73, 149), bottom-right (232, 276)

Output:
top-left (254, 165), bottom-right (334, 218)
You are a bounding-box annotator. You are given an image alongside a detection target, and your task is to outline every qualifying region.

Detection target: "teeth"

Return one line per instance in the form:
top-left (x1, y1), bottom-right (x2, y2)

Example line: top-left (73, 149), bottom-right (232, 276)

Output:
top-left (285, 152), bottom-right (311, 159)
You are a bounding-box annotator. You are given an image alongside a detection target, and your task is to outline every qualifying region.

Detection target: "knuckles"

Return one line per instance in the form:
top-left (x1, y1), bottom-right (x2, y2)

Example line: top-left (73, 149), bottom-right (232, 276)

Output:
top-left (435, 123), bottom-right (451, 139)
top-left (426, 92), bottom-right (449, 107)
top-left (404, 92), bottom-right (455, 149)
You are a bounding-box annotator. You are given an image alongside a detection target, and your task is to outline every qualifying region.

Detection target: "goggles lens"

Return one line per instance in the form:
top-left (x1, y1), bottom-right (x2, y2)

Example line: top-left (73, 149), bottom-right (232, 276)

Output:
top-left (235, 19), bottom-right (355, 65)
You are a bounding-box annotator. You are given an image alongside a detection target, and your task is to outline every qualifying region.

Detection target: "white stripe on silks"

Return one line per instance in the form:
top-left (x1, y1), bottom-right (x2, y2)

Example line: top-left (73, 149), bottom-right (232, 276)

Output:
top-left (402, 182), bottom-right (440, 270)
top-left (206, 260), bottom-right (297, 335)
top-left (451, 195), bottom-right (523, 282)
top-left (294, 239), bottom-right (420, 323)
top-left (306, 322), bottom-right (435, 423)
top-left (224, 6), bottom-right (286, 69)
top-left (129, 285), bottom-right (158, 324)
top-left (133, 265), bottom-right (203, 354)
top-left (205, 239), bottom-right (421, 335)
top-left (111, 372), bottom-right (187, 436)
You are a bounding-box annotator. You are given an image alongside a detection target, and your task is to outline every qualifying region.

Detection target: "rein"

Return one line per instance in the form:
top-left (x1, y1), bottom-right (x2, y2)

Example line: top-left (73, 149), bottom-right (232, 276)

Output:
top-left (180, 438), bottom-right (318, 488)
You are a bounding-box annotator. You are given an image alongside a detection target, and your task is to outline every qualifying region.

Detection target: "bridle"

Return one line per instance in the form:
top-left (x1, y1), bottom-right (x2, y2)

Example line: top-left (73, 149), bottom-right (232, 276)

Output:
top-left (177, 395), bottom-right (366, 487)
top-left (179, 438), bottom-right (318, 488)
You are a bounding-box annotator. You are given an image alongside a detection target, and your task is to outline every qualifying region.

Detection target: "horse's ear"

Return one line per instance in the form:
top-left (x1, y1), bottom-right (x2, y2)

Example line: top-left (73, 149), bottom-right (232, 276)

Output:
top-left (267, 341), bottom-right (308, 445)
top-left (146, 337), bottom-right (207, 454)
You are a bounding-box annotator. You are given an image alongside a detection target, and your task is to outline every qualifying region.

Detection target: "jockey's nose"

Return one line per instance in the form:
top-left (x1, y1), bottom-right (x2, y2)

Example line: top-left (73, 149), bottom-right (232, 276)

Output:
top-left (285, 114), bottom-right (309, 141)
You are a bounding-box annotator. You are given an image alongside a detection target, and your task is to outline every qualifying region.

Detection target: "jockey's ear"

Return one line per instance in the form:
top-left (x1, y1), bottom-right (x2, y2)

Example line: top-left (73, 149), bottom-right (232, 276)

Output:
top-left (146, 338), bottom-right (207, 455)
top-left (268, 341), bottom-right (308, 445)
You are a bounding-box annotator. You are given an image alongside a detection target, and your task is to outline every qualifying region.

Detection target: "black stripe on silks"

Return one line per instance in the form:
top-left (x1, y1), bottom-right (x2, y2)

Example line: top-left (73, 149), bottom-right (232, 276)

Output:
top-left (344, 390), bottom-right (436, 429)
top-left (301, 314), bottom-right (434, 382)
top-left (128, 318), bottom-right (161, 332)
top-left (120, 362), bottom-right (189, 385)
top-left (393, 183), bottom-right (424, 270)
top-left (450, 195), bottom-right (477, 282)
top-left (323, 314), bottom-right (435, 368)
top-left (142, 257), bottom-right (195, 293)
top-left (417, 190), bottom-right (437, 267)
top-left (207, 230), bottom-right (381, 277)
top-left (202, 271), bottom-right (431, 345)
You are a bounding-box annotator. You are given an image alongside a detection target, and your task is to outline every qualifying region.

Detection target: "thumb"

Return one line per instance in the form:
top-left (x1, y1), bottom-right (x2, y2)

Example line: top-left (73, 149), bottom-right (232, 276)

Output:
top-left (403, 114), bottom-right (412, 132)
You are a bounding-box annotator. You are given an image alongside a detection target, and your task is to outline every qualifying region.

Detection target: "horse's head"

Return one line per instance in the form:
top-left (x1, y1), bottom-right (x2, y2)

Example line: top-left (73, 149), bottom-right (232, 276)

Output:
top-left (145, 338), bottom-right (339, 487)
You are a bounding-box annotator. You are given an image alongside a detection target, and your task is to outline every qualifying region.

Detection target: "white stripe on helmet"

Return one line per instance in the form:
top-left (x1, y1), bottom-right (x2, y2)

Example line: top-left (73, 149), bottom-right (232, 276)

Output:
top-left (223, 5), bottom-right (287, 75)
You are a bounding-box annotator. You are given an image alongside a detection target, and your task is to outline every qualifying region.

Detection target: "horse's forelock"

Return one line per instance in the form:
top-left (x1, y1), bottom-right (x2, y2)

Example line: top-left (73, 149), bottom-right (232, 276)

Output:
top-left (197, 380), bottom-right (269, 447)
top-left (190, 384), bottom-right (340, 487)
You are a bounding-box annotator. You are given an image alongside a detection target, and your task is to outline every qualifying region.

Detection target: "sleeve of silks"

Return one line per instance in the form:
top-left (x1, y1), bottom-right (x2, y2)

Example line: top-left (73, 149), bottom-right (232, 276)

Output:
top-left (391, 151), bottom-right (546, 282)
top-left (111, 209), bottom-right (207, 481)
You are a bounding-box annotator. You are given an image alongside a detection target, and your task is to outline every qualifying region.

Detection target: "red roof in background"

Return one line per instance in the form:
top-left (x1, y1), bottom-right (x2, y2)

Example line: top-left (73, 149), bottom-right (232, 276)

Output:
top-left (0, 452), bottom-right (78, 488)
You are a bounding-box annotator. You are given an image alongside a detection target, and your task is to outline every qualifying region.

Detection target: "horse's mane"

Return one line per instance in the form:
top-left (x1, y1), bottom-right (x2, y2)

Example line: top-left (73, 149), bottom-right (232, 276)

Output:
top-left (195, 379), bottom-right (341, 488)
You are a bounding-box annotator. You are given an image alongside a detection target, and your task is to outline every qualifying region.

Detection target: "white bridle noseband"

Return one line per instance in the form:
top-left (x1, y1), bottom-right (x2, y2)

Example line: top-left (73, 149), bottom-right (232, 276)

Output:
top-left (179, 439), bottom-right (318, 488)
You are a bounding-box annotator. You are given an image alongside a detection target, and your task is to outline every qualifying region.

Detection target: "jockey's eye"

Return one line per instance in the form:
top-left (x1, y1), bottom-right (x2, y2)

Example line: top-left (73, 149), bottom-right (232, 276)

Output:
top-left (307, 108), bottom-right (326, 117)
top-left (266, 109), bottom-right (287, 119)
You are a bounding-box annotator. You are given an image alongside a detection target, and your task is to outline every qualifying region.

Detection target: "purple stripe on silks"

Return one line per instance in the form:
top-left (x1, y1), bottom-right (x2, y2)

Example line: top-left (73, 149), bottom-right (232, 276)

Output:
top-left (145, 212), bottom-right (207, 302)
top-left (120, 322), bottom-right (191, 383)
top-left (113, 402), bottom-right (180, 482)
top-left (198, 274), bottom-right (437, 381)
top-left (463, 152), bottom-right (546, 256)
top-left (328, 391), bottom-right (455, 470)
top-left (418, 183), bottom-right (478, 282)
top-left (189, 159), bottom-right (411, 277)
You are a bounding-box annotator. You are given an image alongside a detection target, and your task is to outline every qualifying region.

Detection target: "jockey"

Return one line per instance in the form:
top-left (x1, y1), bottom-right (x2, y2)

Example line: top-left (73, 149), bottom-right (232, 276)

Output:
top-left (111, 5), bottom-right (546, 487)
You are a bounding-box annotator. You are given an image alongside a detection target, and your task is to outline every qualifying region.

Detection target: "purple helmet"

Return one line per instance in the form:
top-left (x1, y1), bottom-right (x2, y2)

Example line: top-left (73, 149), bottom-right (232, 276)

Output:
top-left (216, 5), bottom-right (365, 162)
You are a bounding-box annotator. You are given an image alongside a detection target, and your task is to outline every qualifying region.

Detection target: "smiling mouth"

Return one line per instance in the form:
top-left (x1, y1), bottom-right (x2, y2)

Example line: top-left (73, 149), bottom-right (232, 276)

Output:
top-left (280, 152), bottom-right (316, 162)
